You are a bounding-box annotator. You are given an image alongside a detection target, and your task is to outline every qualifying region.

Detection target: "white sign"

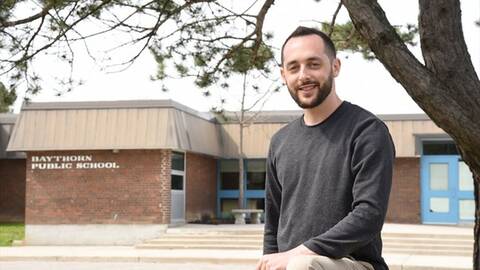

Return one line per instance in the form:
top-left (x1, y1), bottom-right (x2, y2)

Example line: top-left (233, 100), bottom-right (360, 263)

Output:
top-left (31, 155), bottom-right (120, 170)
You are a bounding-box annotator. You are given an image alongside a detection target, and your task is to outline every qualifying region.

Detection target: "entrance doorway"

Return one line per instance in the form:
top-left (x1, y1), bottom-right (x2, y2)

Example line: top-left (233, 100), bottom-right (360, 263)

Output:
top-left (421, 155), bottom-right (474, 224)
top-left (170, 151), bottom-right (185, 224)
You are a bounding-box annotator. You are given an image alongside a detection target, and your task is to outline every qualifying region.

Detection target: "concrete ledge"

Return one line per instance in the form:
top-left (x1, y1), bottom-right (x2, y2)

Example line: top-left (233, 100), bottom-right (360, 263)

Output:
top-left (25, 224), bottom-right (168, 245)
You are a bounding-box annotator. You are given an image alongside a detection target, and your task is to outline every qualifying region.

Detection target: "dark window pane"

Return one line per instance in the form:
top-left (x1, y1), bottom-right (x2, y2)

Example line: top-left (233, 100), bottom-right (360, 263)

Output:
top-left (171, 175), bottom-right (183, 190)
top-left (221, 172), bottom-right (239, 190)
top-left (423, 141), bottom-right (458, 155)
top-left (220, 160), bottom-right (239, 190)
top-left (172, 152), bottom-right (185, 171)
top-left (247, 198), bottom-right (265, 210)
top-left (247, 172), bottom-right (266, 190)
top-left (247, 159), bottom-right (266, 190)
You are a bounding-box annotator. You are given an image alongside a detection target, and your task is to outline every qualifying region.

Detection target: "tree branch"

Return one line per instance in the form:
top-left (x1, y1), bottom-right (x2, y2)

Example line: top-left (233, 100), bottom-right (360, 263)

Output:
top-left (0, 3), bottom-right (54, 28)
top-left (418, 0), bottom-right (480, 114)
top-left (328, 2), bottom-right (343, 37)
top-left (342, 0), bottom-right (480, 169)
top-left (251, 0), bottom-right (275, 63)
top-left (13, 0), bottom-right (113, 65)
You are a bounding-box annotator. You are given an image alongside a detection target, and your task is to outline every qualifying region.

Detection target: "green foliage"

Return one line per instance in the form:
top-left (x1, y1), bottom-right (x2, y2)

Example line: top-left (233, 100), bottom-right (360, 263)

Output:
top-left (150, 47), bottom-right (169, 81)
top-left (225, 44), bottom-right (274, 74)
top-left (195, 73), bottom-right (216, 88)
top-left (1, 0), bottom-right (281, 95)
top-left (193, 53), bottom-right (207, 67)
top-left (396, 24), bottom-right (418, 46)
top-left (0, 82), bottom-right (16, 113)
top-left (174, 63), bottom-right (189, 76)
top-left (321, 21), bottom-right (418, 60)
top-left (0, 0), bottom-right (22, 23)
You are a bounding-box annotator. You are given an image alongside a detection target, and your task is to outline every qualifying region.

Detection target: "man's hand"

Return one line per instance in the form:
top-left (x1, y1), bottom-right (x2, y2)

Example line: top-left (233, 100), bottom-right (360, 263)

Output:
top-left (255, 245), bottom-right (316, 270)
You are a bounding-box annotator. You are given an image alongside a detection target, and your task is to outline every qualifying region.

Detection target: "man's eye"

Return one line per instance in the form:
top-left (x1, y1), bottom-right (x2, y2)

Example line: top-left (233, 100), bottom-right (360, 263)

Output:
top-left (288, 66), bottom-right (298, 71)
top-left (309, 63), bottom-right (320, 68)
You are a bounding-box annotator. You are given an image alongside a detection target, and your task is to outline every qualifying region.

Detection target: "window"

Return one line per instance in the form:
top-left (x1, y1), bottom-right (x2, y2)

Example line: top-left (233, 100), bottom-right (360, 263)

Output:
top-left (247, 159), bottom-right (266, 190)
top-left (171, 175), bottom-right (184, 190)
top-left (429, 163), bottom-right (449, 191)
top-left (220, 198), bottom-right (238, 215)
top-left (171, 152), bottom-right (184, 191)
top-left (220, 160), bottom-right (239, 190)
top-left (172, 152), bottom-right (185, 171)
top-left (422, 141), bottom-right (458, 155)
top-left (247, 198), bottom-right (265, 210)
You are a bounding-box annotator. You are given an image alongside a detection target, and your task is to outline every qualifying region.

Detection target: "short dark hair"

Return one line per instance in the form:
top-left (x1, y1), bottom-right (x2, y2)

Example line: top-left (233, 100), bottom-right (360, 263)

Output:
top-left (281, 26), bottom-right (337, 65)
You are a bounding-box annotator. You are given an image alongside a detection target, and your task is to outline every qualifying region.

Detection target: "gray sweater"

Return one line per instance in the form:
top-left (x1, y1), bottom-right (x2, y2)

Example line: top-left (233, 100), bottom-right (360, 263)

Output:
top-left (263, 101), bottom-right (395, 270)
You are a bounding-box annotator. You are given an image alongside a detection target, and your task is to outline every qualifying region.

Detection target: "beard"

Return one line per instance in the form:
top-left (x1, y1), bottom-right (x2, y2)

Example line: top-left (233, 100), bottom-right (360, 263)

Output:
top-left (287, 72), bottom-right (334, 109)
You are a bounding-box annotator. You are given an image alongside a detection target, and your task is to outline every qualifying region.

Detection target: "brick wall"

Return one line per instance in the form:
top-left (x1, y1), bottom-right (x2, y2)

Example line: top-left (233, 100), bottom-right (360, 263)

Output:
top-left (0, 159), bottom-right (26, 222)
top-left (185, 152), bottom-right (217, 222)
top-left (25, 150), bottom-right (171, 224)
top-left (386, 157), bottom-right (421, 224)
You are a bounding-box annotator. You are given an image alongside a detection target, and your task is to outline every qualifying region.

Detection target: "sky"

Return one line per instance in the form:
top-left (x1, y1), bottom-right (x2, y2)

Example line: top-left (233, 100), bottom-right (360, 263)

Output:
top-left (10, 0), bottom-right (480, 115)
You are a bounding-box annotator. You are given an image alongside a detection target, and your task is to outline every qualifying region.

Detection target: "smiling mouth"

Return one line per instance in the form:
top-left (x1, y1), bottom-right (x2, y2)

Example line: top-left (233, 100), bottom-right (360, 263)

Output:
top-left (298, 83), bottom-right (318, 92)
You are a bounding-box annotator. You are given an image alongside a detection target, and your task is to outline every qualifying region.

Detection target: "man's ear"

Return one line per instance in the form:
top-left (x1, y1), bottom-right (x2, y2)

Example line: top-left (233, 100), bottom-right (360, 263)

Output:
top-left (280, 66), bottom-right (286, 84)
top-left (332, 58), bottom-right (341, 77)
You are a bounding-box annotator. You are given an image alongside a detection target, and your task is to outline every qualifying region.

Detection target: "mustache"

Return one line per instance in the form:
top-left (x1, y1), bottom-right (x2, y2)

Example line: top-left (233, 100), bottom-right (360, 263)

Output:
top-left (297, 81), bottom-right (319, 89)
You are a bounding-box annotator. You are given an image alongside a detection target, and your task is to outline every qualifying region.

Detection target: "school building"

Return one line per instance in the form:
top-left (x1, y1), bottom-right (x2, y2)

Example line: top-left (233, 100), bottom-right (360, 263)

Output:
top-left (0, 99), bottom-right (474, 245)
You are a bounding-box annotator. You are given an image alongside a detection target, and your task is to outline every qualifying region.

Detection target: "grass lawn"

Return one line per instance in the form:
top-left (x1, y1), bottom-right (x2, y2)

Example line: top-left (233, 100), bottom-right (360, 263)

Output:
top-left (0, 223), bottom-right (24, 246)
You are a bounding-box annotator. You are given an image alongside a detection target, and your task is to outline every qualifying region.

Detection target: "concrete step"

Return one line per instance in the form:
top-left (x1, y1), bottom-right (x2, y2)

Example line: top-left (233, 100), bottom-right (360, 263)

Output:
top-left (138, 244), bottom-right (472, 257)
top-left (136, 243), bottom-right (262, 250)
top-left (145, 234), bottom-right (473, 246)
top-left (384, 242), bottom-right (472, 250)
top-left (136, 244), bottom-right (472, 254)
top-left (154, 234), bottom-right (473, 244)
top-left (144, 239), bottom-right (262, 245)
top-left (383, 247), bottom-right (472, 256)
top-left (156, 234), bottom-right (263, 240)
top-left (138, 225), bottom-right (474, 258)
top-left (382, 236), bottom-right (473, 244)
top-left (143, 238), bottom-right (472, 249)
top-left (165, 227), bottom-right (264, 235)
top-left (163, 230), bottom-right (473, 240)
top-left (151, 234), bottom-right (473, 241)
top-left (382, 232), bottom-right (472, 240)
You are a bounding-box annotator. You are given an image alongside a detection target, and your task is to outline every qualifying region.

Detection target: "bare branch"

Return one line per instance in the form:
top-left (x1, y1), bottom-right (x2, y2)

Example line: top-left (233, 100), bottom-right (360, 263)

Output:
top-left (13, 0), bottom-right (113, 65)
top-left (22, 12), bottom-right (47, 62)
top-left (0, 3), bottom-right (54, 28)
top-left (68, 1), bottom-right (157, 41)
top-left (105, 0), bottom-right (214, 71)
top-left (251, 0), bottom-right (275, 63)
top-left (201, 0), bottom-right (275, 78)
top-left (328, 2), bottom-right (343, 37)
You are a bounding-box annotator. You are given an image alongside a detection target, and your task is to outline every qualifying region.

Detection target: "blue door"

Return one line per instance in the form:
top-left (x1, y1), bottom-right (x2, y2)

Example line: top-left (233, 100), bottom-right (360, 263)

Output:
top-left (421, 155), bottom-right (475, 224)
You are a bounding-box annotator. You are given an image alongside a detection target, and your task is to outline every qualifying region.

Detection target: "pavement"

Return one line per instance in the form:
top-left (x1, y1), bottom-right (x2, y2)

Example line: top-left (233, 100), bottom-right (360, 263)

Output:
top-left (0, 223), bottom-right (474, 270)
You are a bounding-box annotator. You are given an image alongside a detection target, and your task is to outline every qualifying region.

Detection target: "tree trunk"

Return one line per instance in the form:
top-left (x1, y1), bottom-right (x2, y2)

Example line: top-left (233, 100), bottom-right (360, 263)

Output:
top-left (238, 73), bottom-right (248, 209)
top-left (239, 122), bottom-right (245, 209)
top-left (473, 171), bottom-right (480, 268)
top-left (341, 0), bottom-right (480, 268)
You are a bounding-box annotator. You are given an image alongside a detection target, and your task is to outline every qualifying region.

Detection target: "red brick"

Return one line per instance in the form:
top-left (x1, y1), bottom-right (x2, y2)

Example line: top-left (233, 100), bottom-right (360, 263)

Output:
top-left (0, 159), bottom-right (26, 222)
top-left (185, 152), bottom-right (217, 222)
top-left (386, 157), bottom-right (421, 224)
top-left (25, 150), bottom-right (171, 224)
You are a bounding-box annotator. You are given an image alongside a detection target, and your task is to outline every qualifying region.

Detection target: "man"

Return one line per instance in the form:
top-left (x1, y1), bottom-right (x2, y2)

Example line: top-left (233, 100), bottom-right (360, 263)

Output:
top-left (255, 26), bottom-right (395, 270)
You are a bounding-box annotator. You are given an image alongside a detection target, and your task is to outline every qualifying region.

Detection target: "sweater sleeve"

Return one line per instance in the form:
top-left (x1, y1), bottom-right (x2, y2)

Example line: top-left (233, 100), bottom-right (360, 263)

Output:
top-left (263, 143), bottom-right (282, 254)
top-left (303, 120), bottom-right (395, 259)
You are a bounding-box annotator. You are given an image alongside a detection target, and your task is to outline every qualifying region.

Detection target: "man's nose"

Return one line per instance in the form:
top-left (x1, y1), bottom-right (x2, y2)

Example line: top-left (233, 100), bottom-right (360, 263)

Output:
top-left (298, 66), bottom-right (311, 82)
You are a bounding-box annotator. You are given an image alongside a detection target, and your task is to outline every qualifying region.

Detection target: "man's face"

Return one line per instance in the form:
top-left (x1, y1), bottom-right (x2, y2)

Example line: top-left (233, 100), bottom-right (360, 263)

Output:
top-left (281, 34), bottom-right (340, 109)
